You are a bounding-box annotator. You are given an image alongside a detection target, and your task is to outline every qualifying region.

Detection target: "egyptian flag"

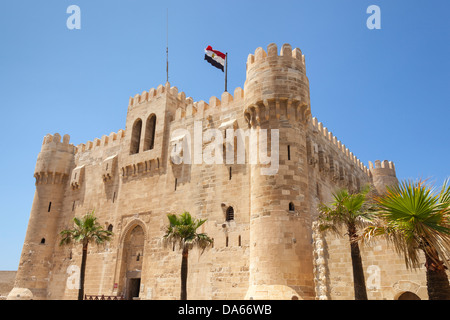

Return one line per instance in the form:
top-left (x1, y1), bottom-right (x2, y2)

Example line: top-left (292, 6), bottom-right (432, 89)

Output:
top-left (204, 46), bottom-right (226, 72)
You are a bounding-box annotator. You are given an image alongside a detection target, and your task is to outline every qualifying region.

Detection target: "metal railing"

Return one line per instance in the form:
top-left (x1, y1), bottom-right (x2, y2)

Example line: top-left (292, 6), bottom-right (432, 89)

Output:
top-left (84, 294), bottom-right (124, 300)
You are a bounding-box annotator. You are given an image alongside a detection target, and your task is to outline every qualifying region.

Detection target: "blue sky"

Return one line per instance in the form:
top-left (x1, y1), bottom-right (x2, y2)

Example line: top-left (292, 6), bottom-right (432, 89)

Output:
top-left (0, 0), bottom-right (449, 270)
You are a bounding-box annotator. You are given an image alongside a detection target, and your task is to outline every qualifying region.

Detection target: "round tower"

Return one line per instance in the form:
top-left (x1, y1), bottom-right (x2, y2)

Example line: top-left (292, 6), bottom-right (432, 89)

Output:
top-left (244, 43), bottom-right (315, 300)
top-left (369, 160), bottom-right (399, 194)
top-left (8, 133), bottom-right (75, 300)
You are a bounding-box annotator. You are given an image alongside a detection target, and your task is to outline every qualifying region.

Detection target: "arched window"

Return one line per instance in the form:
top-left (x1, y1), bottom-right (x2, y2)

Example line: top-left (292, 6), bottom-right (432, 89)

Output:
top-left (143, 114), bottom-right (156, 151)
top-left (226, 206), bottom-right (234, 221)
top-left (108, 224), bottom-right (113, 232)
top-left (289, 202), bottom-right (295, 211)
top-left (130, 119), bottom-right (143, 155)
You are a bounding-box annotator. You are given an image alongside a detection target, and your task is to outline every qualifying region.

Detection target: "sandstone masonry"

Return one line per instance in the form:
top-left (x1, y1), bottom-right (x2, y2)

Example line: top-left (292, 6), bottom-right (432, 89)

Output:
top-left (8, 43), bottom-right (430, 300)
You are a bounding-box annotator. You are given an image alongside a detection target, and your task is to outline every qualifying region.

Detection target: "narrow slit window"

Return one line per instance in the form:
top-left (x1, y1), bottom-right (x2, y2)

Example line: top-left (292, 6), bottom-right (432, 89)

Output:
top-left (72, 201), bottom-right (75, 211)
top-left (175, 178), bottom-right (177, 191)
top-left (113, 192), bottom-right (116, 203)
top-left (287, 145), bottom-right (291, 160)
top-left (238, 235), bottom-right (241, 247)
top-left (48, 202), bottom-right (52, 212)
top-left (229, 167), bottom-right (232, 180)
top-left (226, 236), bottom-right (229, 247)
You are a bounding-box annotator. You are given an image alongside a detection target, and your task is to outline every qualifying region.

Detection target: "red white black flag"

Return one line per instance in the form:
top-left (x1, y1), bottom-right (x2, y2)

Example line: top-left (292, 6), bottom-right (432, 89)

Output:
top-left (204, 46), bottom-right (226, 72)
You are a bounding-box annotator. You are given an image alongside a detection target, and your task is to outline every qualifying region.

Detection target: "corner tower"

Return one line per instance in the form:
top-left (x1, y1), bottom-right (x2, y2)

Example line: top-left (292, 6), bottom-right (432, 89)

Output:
top-left (8, 134), bottom-right (75, 300)
top-left (244, 43), bottom-right (315, 300)
top-left (369, 160), bottom-right (399, 194)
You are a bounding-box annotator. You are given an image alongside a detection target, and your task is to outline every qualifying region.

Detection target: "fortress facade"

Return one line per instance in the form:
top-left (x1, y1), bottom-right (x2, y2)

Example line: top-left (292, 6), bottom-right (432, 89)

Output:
top-left (9, 43), bottom-right (429, 300)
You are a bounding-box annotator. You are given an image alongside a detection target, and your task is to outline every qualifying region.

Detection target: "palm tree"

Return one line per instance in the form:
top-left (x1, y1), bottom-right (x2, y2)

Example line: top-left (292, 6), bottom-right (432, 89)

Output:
top-left (162, 211), bottom-right (213, 300)
top-left (318, 186), bottom-right (374, 300)
top-left (60, 210), bottom-right (113, 300)
top-left (362, 179), bottom-right (450, 300)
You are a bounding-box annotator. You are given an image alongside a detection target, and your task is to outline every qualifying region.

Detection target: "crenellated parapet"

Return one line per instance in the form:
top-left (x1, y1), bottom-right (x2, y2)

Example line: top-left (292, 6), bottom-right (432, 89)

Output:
top-left (34, 133), bottom-right (76, 185)
top-left (173, 87), bottom-right (245, 122)
top-left (75, 129), bottom-right (125, 154)
top-left (369, 159), bottom-right (396, 173)
top-left (369, 159), bottom-right (398, 194)
top-left (310, 117), bottom-right (371, 177)
top-left (244, 43), bottom-right (311, 126)
top-left (128, 82), bottom-right (194, 111)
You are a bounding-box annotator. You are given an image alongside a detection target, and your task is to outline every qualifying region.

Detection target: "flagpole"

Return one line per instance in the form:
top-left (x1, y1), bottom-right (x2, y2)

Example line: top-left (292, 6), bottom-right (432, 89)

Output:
top-left (166, 8), bottom-right (169, 83)
top-left (225, 52), bottom-right (228, 92)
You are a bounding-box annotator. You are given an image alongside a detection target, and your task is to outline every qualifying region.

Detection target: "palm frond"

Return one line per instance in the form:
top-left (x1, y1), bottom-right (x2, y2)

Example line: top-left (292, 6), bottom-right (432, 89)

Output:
top-left (162, 211), bottom-right (212, 253)
top-left (371, 179), bottom-right (450, 269)
top-left (59, 210), bottom-right (113, 247)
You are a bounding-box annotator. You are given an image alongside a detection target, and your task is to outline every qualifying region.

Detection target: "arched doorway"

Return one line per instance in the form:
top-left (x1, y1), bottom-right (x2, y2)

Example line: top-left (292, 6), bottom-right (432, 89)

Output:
top-left (121, 225), bottom-right (145, 300)
top-left (397, 291), bottom-right (421, 300)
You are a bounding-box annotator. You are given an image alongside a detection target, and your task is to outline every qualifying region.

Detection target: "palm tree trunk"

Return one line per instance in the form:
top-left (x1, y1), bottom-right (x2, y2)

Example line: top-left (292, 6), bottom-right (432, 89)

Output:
top-left (78, 242), bottom-right (88, 300)
top-left (424, 251), bottom-right (450, 300)
top-left (180, 246), bottom-right (189, 300)
top-left (348, 224), bottom-right (368, 300)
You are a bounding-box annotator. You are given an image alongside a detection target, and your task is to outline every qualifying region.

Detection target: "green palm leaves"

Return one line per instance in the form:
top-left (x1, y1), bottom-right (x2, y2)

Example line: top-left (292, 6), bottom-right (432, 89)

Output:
top-left (318, 186), bottom-right (374, 236)
top-left (363, 180), bottom-right (450, 271)
top-left (162, 211), bottom-right (212, 252)
top-left (60, 210), bottom-right (113, 246)
top-left (162, 211), bottom-right (212, 300)
top-left (318, 185), bottom-right (373, 300)
top-left (59, 210), bottom-right (113, 300)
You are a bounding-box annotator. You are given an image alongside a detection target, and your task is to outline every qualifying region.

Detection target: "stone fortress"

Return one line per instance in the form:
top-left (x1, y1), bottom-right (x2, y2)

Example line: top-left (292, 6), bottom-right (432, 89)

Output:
top-left (8, 43), bottom-right (430, 300)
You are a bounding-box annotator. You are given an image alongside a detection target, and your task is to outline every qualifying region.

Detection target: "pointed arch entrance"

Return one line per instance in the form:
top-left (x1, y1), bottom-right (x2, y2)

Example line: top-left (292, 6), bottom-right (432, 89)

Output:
top-left (116, 221), bottom-right (147, 300)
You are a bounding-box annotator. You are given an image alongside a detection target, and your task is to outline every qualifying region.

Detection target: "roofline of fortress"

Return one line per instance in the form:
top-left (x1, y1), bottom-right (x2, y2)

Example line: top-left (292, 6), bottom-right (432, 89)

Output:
top-left (39, 43), bottom-right (394, 178)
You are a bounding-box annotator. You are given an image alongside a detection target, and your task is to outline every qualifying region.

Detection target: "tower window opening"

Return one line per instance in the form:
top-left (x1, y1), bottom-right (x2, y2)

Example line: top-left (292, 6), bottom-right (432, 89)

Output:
top-left (289, 202), bottom-right (295, 211)
top-left (226, 236), bottom-right (229, 247)
top-left (136, 253), bottom-right (141, 261)
top-left (287, 145), bottom-right (291, 160)
top-left (40, 238), bottom-right (45, 244)
top-left (72, 201), bottom-right (75, 212)
top-left (238, 235), bottom-right (241, 247)
top-left (48, 202), bottom-right (52, 212)
top-left (143, 114), bottom-right (156, 151)
top-left (229, 167), bottom-right (232, 180)
top-left (130, 118), bottom-right (143, 155)
top-left (113, 192), bottom-right (116, 203)
top-left (108, 224), bottom-right (113, 232)
top-left (226, 206), bottom-right (234, 221)
top-left (175, 178), bottom-right (177, 191)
